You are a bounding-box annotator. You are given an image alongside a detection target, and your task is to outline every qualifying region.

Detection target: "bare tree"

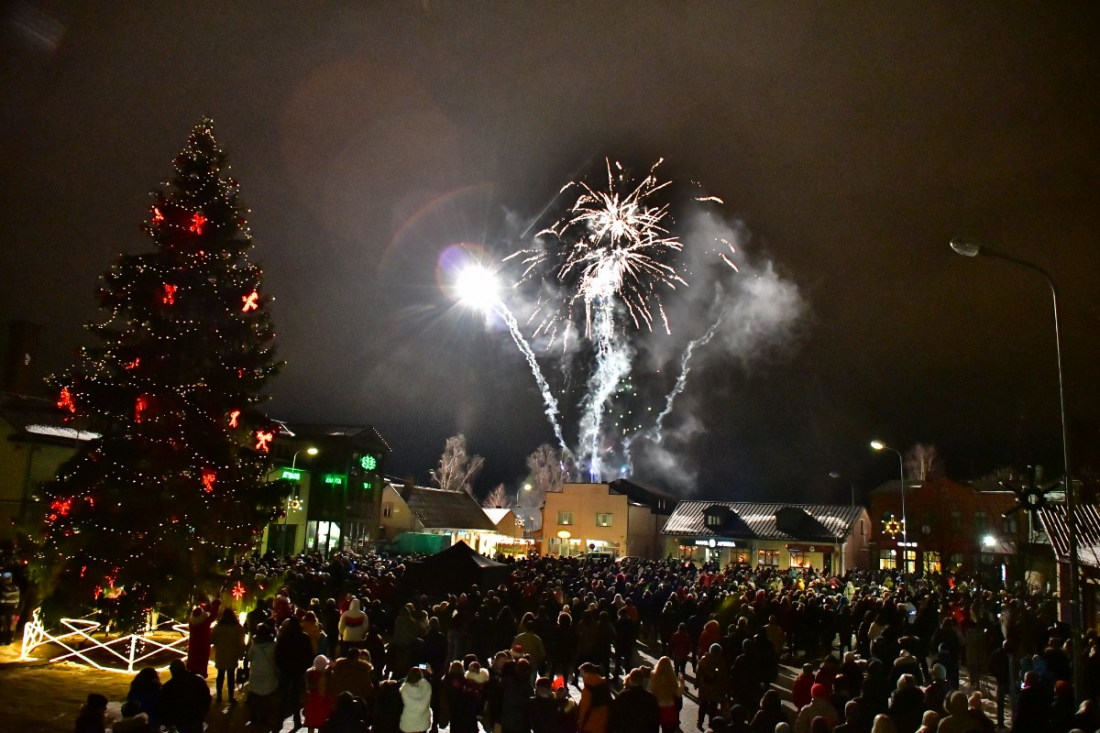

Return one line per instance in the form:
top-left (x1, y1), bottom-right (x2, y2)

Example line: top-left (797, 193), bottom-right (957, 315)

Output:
top-left (429, 434), bottom-right (485, 495)
top-left (516, 444), bottom-right (565, 533)
top-left (905, 443), bottom-right (943, 482)
top-left (482, 483), bottom-right (512, 509)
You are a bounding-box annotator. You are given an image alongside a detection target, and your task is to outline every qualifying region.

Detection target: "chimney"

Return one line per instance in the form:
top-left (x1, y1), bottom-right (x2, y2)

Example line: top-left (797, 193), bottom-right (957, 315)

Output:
top-left (3, 320), bottom-right (42, 396)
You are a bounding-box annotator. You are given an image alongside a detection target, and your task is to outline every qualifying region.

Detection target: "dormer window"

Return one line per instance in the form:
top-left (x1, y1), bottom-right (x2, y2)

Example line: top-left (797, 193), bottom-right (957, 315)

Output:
top-left (705, 514), bottom-right (721, 527)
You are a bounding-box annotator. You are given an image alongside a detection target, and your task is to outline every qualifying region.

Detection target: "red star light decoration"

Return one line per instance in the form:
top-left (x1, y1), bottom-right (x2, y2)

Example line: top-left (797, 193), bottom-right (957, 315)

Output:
top-left (151, 206), bottom-right (164, 224)
top-left (201, 468), bottom-right (216, 494)
top-left (231, 581), bottom-right (246, 601)
top-left (189, 212), bottom-right (207, 234)
top-left (57, 387), bottom-right (76, 413)
top-left (228, 409), bottom-right (240, 428)
top-left (254, 430), bottom-right (273, 452)
top-left (135, 395), bottom-right (148, 423)
top-left (123, 358), bottom-right (141, 370)
top-left (241, 290), bottom-right (259, 312)
top-left (162, 283), bottom-right (177, 305)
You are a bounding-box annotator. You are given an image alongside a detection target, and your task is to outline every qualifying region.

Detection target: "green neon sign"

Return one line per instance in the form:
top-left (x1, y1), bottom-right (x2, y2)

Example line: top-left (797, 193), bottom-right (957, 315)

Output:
top-left (281, 469), bottom-right (302, 481)
top-left (323, 474), bottom-right (344, 486)
top-left (360, 455), bottom-right (377, 471)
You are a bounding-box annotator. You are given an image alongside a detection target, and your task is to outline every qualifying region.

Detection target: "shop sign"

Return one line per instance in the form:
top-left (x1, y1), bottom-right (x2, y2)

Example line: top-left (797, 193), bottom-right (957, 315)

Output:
top-left (693, 538), bottom-right (738, 548)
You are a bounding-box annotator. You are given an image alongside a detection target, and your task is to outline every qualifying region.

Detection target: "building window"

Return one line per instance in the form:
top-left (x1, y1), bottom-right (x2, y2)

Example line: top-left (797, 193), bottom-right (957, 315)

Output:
top-left (950, 511), bottom-right (962, 532)
top-left (975, 511), bottom-right (988, 533)
top-left (1002, 513), bottom-right (1018, 534)
top-left (923, 550), bottom-right (942, 574)
top-left (557, 511), bottom-right (574, 526)
top-left (758, 549), bottom-right (779, 567)
top-left (382, 502), bottom-right (393, 518)
top-left (860, 520), bottom-right (865, 536)
top-left (705, 514), bottom-right (721, 527)
top-left (789, 551), bottom-right (809, 568)
top-left (595, 512), bottom-right (613, 527)
top-left (921, 513), bottom-right (934, 535)
top-left (949, 552), bottom-right (964, 570)
top-left (879, 549), bottom-right (897, 570)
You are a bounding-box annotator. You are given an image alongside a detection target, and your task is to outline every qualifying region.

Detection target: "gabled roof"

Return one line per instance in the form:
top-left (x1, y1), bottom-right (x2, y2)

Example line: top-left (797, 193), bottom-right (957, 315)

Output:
top-left (483, 508), bottom-right (513, 525)
top-left (389, 483), bottom-right (497, 531)
top-left (1, 393), bottom-right (99, 444)
top-left (662, 501), bottom-right (866, 542)
top-left (277, 423), bottom-right (390, 451)
top-left (1038, 504), bottom-right (1100, 569)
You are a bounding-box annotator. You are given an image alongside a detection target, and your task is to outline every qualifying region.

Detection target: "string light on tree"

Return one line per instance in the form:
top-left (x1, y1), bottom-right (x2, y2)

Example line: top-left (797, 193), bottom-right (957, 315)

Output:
top-left (231, 581), bottom-right (246, 602)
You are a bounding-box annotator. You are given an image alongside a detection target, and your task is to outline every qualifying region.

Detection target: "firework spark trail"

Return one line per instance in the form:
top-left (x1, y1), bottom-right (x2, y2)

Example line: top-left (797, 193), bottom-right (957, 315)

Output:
top-left (576, 298), bottom-right (633, 480)
top-left (651, 316), bottom-right (723, 444)
top-left (494, 303), bottom-right (568, 451)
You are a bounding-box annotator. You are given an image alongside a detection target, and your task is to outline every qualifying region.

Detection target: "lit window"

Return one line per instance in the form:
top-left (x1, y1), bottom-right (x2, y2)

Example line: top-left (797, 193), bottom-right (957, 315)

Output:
top-left (789, 551), bottom-right (809, 568)
top-left (923, 550), bottom-right (942, 574)
top-left (758, 549), bottom-right (780, 567)
top-left (382, 502), bottom-right (393, 518)
top-left (595, 513), bottom-right (613, 527)
top-left (705, 514), bottom-right (721, 527)
top-left (557, 511), bottom-right (574, 526)
top-left (879, 550), bottom-right (897, 570)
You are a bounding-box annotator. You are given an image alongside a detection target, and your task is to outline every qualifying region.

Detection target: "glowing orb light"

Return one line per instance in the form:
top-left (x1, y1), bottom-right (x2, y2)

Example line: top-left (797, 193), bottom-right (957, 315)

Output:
top-left (455, 264), bottom-right (500, 312)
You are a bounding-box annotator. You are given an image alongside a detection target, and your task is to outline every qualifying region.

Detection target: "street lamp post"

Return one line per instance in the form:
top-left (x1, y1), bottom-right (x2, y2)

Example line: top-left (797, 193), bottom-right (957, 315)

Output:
top-left (871, 441), bottom-right (908, 571)
top-left (829, 472), bottom-right (856, 506)
top-left (282, 447), bottom-right (318, 556)
top-left (949, 237), bottom-right (1081, 696)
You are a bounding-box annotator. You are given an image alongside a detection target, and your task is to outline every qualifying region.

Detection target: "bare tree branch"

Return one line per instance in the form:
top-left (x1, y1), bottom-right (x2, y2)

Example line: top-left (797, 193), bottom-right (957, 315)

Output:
top-left (429, 434), bottom-right (485, 495)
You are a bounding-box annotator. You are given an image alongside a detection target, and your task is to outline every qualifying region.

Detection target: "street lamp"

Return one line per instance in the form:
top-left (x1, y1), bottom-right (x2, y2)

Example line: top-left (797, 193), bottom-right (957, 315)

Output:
top-left (829, 472), bottom-right (856, 507)
top-left (282, 447), bottom-right (318, 555)
top-left (871, 440), bottom-right (908, 569)
top-left (950, 237), bottom-right (1080, 695)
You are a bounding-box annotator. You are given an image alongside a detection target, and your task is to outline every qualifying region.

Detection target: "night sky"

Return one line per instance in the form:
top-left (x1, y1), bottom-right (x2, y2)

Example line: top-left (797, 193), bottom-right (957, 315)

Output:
top-left (1, 3), bottom-right (1097, 502)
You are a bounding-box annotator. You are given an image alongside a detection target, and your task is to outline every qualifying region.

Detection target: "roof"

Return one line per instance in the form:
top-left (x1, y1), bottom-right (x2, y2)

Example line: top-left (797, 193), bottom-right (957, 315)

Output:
top-left (662, 501), bottom-right (866, 542)
top-left (609, 478), bottom-right (678, 514)
top-left (390, 483), bottom-right (497, 531)
top-left (483, 508), bottom-right (513, 525)
top-left (870, 478), bottom-right (1014, 497)
top-left (1, 393), bottom-right (99, 444)
top-left (277, 423), bottom-right (390, 451)
top-left (1038, 504), bottom-right (1100, 569)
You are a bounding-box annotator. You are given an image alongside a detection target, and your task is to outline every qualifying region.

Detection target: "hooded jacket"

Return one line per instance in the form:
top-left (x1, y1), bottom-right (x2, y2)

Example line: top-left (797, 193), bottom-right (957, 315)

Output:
top-left (339, 599), bottom-right (369, 641)
top-left (399, 677), bottom-right (433, 732)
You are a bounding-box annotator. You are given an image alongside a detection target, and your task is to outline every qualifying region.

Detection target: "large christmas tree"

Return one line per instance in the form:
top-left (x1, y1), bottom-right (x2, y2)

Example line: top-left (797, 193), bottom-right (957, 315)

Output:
top-left (36, 119), bottom-right (283, 626)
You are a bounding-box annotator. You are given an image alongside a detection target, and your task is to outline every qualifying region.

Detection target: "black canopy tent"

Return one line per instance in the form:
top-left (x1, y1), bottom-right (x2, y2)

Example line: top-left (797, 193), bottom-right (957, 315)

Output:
top-left (399, 540), bottom-right (510, 596)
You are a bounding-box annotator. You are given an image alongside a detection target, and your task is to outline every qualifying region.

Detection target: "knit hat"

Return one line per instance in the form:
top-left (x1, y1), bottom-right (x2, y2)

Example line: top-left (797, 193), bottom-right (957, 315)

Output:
top-left (811, 683), bottom-right (828, 698)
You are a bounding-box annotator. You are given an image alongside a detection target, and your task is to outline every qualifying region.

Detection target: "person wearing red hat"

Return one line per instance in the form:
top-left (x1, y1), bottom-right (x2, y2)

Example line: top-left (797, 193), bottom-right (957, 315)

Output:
top-left (794, 683), bottom-right (839, 733)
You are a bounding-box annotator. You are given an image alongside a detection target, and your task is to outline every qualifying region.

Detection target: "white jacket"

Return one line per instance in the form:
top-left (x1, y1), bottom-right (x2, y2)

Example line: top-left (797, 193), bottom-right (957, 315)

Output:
top-left (399, 678), bottom-right (433, 732)
top-left (339, 598), bottom-right (368, 641)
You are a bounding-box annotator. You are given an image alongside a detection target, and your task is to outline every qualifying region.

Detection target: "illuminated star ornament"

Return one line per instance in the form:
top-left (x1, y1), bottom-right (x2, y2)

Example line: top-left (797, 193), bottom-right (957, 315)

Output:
top-left (254, 430), bottom-right (273, 452)
top-left (228, 409), bottom-right (240, 428)
top-left (201, 468), bottom-right (216, 494)
top-left (162, 283), bottom-right (178, 305)
top-left (134, 395), bottom-right (148, 423)
top-left (189, 212), bottom-right (207, 234)
top-left (231, 581), bottom-right (246, 601)
top-left (883, 515), bottom-right (904, 538)
top-left (57, 386), bottom-right (76, 413)
top-left (151, 206), bottom-right (165, 225)
top-left (241, 290), bottom-right (259, 312)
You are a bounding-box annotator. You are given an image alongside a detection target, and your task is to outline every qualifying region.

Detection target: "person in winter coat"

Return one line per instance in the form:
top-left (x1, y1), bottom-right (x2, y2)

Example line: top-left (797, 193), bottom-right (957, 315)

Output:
top-left (126, 667), bottom-right (162, 731)
top-left (649, 656), bottom-right (685, 733)
top-left (246, 624), bottom-right (282, 732)
top-left (302, 611), bottom-right (325, 656)
top-left (549, 613), bottom-right (578, 685)
top-left (608, 667), bottom-right (659, 733)
top-left (338, 598), bottom-right (368, 657)
top-left (499, 658), bottom-right (535, 733)
top-left (515, 612), bottom-right (548, 676)
top-left (321, 691), bottom-right (370, 733)
top-left (670, 623), bottom-right (692, 677)
top-left (374, 679), bottom-right (404, 733)
top-left (329, 647), bottom-right (375, 703)
top-left (751, 689), bottom-right (792, 733)
top-left (793, 664), bottom-right (816, 711)
top-left (111, 700), bottom-right (154, 733)
top-left (697, 619), bottom-right (722, 660)
top-left (211, 607), bottom-right (246, 704)
top-left (936, 691), bottom-right (980, 733)
top-left (160, 659), bottom-right (212, 733)
top-left (186, 596), bottom-right (220, 677)
top-left (303, 655), bottom-right (334, 733)
top-left (795, 683), bottom-right (839, 733)
top-left (400, 666), bottom-right (434, 733)
top-left (696, 644), bottom-right (730, 731)
top-left (276, 616), bottom-right (315, 732)
top-left (442, 661), bottom-right (481, 733)
top-left (923, 664), bottom-right (951, 717)
top-left (74, 693), bottom-right (109, 733)
top-left (578, 662), bottom-right (612, 733)
top-left (965, 692), bottom-right (996, 733)
top-left (886, 674), bottom-right (924, 733)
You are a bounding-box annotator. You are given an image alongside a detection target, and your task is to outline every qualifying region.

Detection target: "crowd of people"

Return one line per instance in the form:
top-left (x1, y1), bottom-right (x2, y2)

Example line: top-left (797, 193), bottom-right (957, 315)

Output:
top-left (71, 551), bottom-right (1100, 733)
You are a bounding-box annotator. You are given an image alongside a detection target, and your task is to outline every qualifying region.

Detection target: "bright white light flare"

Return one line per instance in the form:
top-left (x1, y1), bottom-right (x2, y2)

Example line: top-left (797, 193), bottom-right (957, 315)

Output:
top-left (455, 265), bottom-right (500, 312)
